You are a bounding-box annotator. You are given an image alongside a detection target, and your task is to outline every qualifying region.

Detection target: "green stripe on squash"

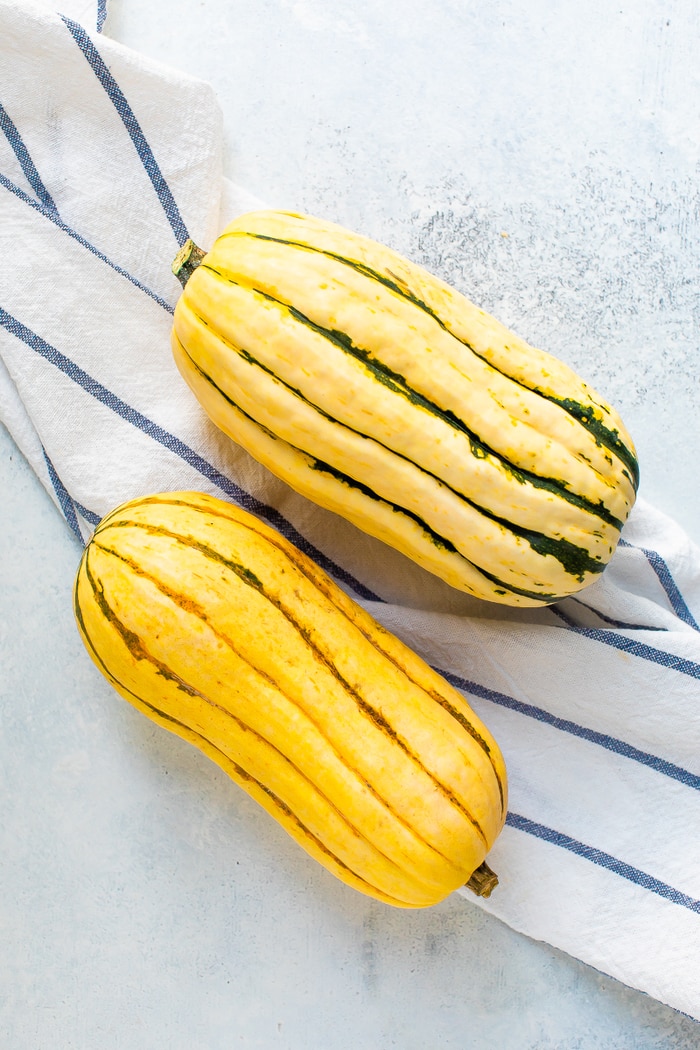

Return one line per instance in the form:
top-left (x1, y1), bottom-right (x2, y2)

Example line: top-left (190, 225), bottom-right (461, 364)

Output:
top-left (172, 211), bottom-right (638, 606)
top-left (74, 491), bottom-right (508, 907)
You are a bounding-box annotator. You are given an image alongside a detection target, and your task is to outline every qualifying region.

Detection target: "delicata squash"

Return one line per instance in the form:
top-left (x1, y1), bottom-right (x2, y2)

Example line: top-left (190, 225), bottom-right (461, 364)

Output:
top-left (171, 210), bottom-right (638, 607)
top-left (74, 492), bottom-right (506, 908)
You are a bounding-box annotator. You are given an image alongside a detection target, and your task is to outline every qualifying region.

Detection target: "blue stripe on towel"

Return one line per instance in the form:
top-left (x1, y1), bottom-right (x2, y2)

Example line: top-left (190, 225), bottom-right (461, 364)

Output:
top-left (620, 537), bottom-right (700, 632)
top-left (0, 174), bottom-right (174, 312)
top-left (96, 0), bottom-right (108, 33)
top-left (75, 500), bottom-right (102, 527)
top-left (0, 102), bottom-right (59, 215)
top-left (42, 447), bottom-right (83, 542)
top-left (506, 812), bottom-right (700, 914)
top-left (0, 308), bottom-right (382, 602)
top-left (60, 15), bottom-right (190, 246)
top-left (445, 673), bottom-right (700, 790)
top-left (547, 605), bottom-right (700, 679)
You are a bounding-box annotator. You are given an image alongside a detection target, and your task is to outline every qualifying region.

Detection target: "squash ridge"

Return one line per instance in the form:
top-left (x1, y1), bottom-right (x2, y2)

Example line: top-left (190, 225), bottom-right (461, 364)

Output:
top-left (99, 494), bottom-right (507, 811)
top-left (77, 544), bottom-right (473, 891)
top-left (176, 333), bottom-right (610, 583)
top-left (197, 266), bottom-right (627, 531)
top-left (217, 227), bottom-right (638, 485)
top-left (86, 526), bottom-right (489, 858)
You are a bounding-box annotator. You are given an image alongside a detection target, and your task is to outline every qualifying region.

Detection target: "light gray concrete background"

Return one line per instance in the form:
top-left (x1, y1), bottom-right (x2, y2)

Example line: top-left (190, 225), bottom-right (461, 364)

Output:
top-left (2, 1), bottom-right (700, 1047)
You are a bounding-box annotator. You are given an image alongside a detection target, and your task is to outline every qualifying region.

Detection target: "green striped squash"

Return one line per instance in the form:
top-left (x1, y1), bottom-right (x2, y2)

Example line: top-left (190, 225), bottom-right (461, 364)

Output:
top-left (171, 210), bottom-right (638, 607)
top-left (74, 491), bottom-right (507, 908)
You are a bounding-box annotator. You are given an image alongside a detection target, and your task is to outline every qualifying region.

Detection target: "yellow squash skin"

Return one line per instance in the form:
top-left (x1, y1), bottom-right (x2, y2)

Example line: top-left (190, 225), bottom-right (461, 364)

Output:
top-left (73, 491), bottom-right (507, 908)
top-left (171, 210), bottom-right (639, 607)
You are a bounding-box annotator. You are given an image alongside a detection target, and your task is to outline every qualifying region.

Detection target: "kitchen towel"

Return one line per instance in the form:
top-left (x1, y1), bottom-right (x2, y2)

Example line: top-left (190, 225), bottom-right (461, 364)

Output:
top-left (2, 0), bottom-right (699, 1021)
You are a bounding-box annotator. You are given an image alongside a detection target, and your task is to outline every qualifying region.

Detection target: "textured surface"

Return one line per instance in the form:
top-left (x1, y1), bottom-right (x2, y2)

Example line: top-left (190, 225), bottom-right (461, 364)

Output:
top-left (2, 0), bottom-right (700, 1045)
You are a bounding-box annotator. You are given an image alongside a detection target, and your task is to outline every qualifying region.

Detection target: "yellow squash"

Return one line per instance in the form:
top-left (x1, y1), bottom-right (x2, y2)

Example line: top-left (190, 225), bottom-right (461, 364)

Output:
top-left (74, 491), bottom-right (507, 908)
top-left (171, 210), bottom-right (638, 607)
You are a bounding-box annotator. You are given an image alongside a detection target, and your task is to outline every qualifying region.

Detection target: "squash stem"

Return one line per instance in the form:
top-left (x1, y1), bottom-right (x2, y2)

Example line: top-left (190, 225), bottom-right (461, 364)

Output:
top-left (464, 860), bottom-right (499, 898)
top-left (172, 239), bottom-right (206, 287)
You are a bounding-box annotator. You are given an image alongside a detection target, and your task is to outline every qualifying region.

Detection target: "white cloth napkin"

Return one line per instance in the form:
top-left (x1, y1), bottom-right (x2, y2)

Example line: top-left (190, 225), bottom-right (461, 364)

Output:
top-left (2, 0), bottom-right (700, 1021)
